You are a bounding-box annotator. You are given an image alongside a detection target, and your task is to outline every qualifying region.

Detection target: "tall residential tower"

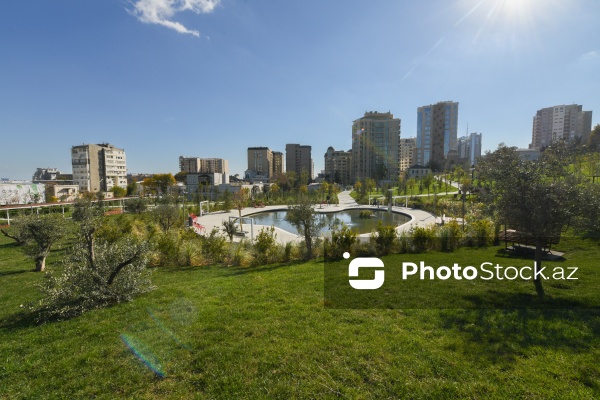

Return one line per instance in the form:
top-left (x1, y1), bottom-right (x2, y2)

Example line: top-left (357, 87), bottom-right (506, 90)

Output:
top-left (530, 104), bottom-right (592, 149)
top-left (416, 101), bottom-right (458, 170)
top-left (352, 111), bottom-right (400, 182)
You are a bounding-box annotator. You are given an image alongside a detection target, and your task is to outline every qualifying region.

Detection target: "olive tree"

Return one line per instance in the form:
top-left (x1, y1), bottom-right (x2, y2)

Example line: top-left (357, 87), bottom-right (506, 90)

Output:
top-left (479, 145), bottom-right (585, 299)
top-left (12, 214), bottom-right (69, 271)
top-left (285, 195), bottom-right (327, 259)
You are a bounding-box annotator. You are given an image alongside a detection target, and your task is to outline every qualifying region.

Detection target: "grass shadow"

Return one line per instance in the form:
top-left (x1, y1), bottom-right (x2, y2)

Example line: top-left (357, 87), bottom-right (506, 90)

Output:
top-left (438, 294), bottom-right (600, 370)
top-left (229, 259), bottom-right (313, 276)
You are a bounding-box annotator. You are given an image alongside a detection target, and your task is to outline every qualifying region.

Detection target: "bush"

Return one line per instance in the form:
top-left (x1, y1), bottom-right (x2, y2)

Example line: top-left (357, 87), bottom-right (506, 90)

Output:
top-left (438, 220), bottom-right (463, 252)
top-left (411, 226), bottom-right (436, 253)
top-left (466, 219), bottom-right (494, 247)
top-left (324, 224), bottom-right (358, 260)
top-left (34, 238), bottom-right (154, 321)
top-left (200, 227), bottom-right (227, 264)
top-left (370, 222), bottom-right (396, 256)
top-left (125, 198), bottom-right (147, 214)
top-left (253, 226), bottom-right (280, 266)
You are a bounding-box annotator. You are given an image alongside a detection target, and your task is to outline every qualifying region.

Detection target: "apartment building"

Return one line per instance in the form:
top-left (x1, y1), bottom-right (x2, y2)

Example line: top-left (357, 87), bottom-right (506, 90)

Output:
top-left (352, 111), bottom-right (400, 182)
top-left (71, 143), bottom-right (127, 192)
top-left (324, 146), bottom-right (352, 185)
top-left (286, 144), bottom-right (313, 180)
top-left (416, 101), bottom-right (459, 169)
top-left (399, 138), bottom-right (416, 173)
top-left (530, 104), bottom-right (592, 149)
top-left (179, 156), bottom-right (229, 175)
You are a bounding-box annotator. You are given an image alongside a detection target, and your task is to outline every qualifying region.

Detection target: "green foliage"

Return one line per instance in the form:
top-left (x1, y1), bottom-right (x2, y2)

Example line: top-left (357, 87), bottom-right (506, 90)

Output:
top-left (438, 220), bottom-right (463, 252)
top-left (411, 226), bottom-right (437, 253)
top-left (152, 204), bottom-right (181, 232)
top-left (11, 214), bottom-right (70, 271)
top-left (371, 221), bottom-right (397, 256)
top-left (200, 227), bottom-right (227, 264)
top-left (466, 218), bottom-right (494, 247)
top-left (358, 210), bottom-right (374, 219)
top-left (221, 219), bottom-right (238, 242)
top-left (124, 197), bottom-right (147, 214)
top-left (34, 238), bottom-right (153, 321)
top-left (324, 224), bottom-right (358, 260)
top-left (253, 226), bottom-right (279, 266)
top-left (111, 186), bottom-right (127, 198)
top-left (285, 195), bottom-right (327, 260)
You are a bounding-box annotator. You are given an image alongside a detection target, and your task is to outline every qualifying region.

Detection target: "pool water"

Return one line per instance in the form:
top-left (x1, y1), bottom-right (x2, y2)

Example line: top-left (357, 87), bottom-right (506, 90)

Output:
top-left (246, 209), bottom-right (411, 235)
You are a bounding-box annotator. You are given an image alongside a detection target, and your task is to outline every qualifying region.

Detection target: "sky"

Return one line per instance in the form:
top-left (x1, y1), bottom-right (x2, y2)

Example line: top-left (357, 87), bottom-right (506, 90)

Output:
top-left (1, 0), bottom-right (599, 180)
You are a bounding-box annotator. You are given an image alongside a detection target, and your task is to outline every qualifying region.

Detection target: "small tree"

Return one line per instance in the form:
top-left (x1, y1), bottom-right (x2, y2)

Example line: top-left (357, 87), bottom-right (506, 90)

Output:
top-left (285, 195), bottom-right (326, 259)
top-left (233, 188), bottom-right (249, 230)
top-left (222, 219), bottom-right (238, 242)
top-left (222, 189), bottom-right (233, 212)
top-left (124, 197), bottom-right (147, 214)
top-left (152, 204), bottom-right (180, 232)
top-left (111, 186), bottom-right (127, 198)
top-left (13, 214), bottom-right (69, 271)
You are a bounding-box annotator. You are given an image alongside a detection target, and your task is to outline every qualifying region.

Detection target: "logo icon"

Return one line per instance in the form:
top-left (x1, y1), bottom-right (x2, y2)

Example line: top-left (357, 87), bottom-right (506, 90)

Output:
top-left (345, 252), bottom-right (385, 290)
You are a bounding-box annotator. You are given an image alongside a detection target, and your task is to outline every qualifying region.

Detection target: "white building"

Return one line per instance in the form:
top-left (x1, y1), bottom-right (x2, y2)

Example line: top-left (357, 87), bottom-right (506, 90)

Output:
top-left (72, 143), bottom-right (127, 193)
top-left (531, 104), bottom-right (592, 149)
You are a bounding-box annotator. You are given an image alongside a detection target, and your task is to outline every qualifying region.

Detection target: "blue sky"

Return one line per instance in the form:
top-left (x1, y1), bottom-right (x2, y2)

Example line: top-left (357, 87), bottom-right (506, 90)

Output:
top-left (1, 0), bottom-right (599, 180)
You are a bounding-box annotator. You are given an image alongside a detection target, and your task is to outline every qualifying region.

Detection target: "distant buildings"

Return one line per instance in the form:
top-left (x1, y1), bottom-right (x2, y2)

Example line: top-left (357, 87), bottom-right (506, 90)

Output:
top-left (530, 104), bottom-right (592, 149)
top-left (179, 156), bottom-right (229, 175)
top-left (272, 151), bottom-right (284, 176)
top-left (247, 147), bottom-right (274, 181)
top-left (286, 144), bottom-right (313, 180)
top-left (399, 138), bottom-right (416, 173)
top-left (71, 143), bottom-right (127, 193)
top-left (324, 146), bottom-right (352, 185)
top-left (352, 111), bottom-right (400, 182)
top-left (457, 132), bottom-right (482, 166)
top-left (516, 148), bottom-right (540, 162)
top-left (416, 101), bottom-right (459, 169)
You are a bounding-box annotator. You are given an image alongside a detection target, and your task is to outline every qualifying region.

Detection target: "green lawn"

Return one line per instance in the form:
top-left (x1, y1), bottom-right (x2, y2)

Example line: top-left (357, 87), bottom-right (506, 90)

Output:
top-left (1, 234), bottom-right (600, 399)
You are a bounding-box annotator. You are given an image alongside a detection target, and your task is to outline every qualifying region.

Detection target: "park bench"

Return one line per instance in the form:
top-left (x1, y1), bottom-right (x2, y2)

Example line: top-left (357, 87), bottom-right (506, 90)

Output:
top-left (503, 229), bottom-right (561, 254)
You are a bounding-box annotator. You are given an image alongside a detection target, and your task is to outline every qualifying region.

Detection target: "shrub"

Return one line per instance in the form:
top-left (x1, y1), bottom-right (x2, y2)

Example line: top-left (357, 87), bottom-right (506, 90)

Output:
top-left (253, 226), bottom-right (279, 266)
top-left (411, 226), bottom-right (436, 253)
top-left (325, 224), bottom-right (358, 260)
top-left (467, 218), bottom-right (494, 247)
top-left (438, 220), bottom-right (463, 252)
top-left (370, 222), bottom-right (396, 256)
top-left (34, 238), bottom-right (154, 321)
top-left (125, 198), bottom-right (147, 214)
top-left (200, 227), bottom-right (227, 264)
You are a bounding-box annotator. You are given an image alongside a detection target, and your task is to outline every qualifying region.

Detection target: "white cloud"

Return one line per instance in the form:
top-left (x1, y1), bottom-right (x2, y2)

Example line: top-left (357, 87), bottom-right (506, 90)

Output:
top-left (130, 0), bottom-right (220, 37)
top-left (580, 50), bottom-right (599, 62)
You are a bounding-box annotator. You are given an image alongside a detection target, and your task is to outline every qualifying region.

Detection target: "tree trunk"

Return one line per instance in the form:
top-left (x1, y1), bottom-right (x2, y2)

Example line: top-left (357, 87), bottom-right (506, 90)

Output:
top-left (36, 256), bottom-right (46, 272)
top-left (305, 232), bottom-right (313, 260)
top-left (534, 238), bottom-right (545, 300)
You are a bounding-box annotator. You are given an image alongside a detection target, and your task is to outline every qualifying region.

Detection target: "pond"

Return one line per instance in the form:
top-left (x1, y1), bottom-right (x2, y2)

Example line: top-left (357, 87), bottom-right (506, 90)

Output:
top-left (246, 208), bottom-right (411, 235)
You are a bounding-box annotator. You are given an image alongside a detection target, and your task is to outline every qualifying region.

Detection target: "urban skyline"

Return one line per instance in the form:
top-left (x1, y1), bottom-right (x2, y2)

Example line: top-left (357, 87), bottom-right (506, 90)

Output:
top-left (1, 1), bottom-right (599, 180)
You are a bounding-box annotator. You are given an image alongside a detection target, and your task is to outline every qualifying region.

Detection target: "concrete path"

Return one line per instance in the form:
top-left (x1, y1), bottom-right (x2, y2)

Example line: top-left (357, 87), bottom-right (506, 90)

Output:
top-left (193, 190), bottom-right (437, 244)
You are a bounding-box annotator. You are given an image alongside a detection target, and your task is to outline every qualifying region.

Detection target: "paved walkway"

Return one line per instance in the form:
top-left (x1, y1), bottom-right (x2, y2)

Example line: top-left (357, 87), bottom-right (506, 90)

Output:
top-left (193, 190), bottom-right (437, 244)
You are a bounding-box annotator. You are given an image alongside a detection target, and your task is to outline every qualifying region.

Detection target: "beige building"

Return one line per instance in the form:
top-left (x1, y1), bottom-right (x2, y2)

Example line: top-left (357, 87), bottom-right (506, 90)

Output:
top-left (72, 143), bottom-right (127, 193)
top-left (416, 101), bottom-right (458, 170)
top-left (324, 146), bottom-right (352, 185)
top-left (272, 151), bottom-right (284, 177)
top-left (47, 184), bottom-right (79, 202)
top-left (179, 157), bottom-right (229, 175)
top-left (247, 147), bottom-right (273, 179)
top-left (399, 138), bottom-right (416, 173)
top-left (286, 144), bottom-right (312, 180)
top-left (531, 104), bottom-right (592, 149)
top-left (352, 111), bottom-right (400, 182)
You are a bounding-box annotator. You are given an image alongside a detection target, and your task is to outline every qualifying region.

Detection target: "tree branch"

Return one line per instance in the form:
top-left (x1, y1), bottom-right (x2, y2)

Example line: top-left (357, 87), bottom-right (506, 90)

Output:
top-left (107, 251), bottom-right (141, 285)
top-left (1, 228), bottom-right (24, 245)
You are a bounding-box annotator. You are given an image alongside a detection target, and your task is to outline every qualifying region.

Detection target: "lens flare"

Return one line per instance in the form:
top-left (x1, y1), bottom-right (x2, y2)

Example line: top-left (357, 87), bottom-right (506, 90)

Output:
top-left (120, 333), bottom-right (165, 378)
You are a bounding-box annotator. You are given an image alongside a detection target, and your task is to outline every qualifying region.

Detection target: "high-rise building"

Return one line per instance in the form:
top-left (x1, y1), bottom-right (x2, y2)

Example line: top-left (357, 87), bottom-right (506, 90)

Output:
top-left (416, 101), bottom-right (459, 169)
top-left (324, 147), bottom-right (352, 185)
top-left (530, 104), bottom-right (593, 149)
top-left (272, 151), bottom-right (284, 177)
top-left (457, 132), bottom-right (483, 165)
top-left (286, 144), bottom-right (312, 180)
top-left (399, 138), bottom-right (416, 173)
top-left (352, 111), bottom-right (400, 181)
top-left (71, 143), bottom-right (127, 192)
top-left (247, 147), bottom-right (273, 178)
top-left (179, 157), bottom-right (229, 174)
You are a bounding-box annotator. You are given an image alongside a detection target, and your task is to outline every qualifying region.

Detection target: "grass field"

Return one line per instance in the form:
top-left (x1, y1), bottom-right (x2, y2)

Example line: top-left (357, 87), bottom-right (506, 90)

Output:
top-left (1, 233), bottom-right (600, 399)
